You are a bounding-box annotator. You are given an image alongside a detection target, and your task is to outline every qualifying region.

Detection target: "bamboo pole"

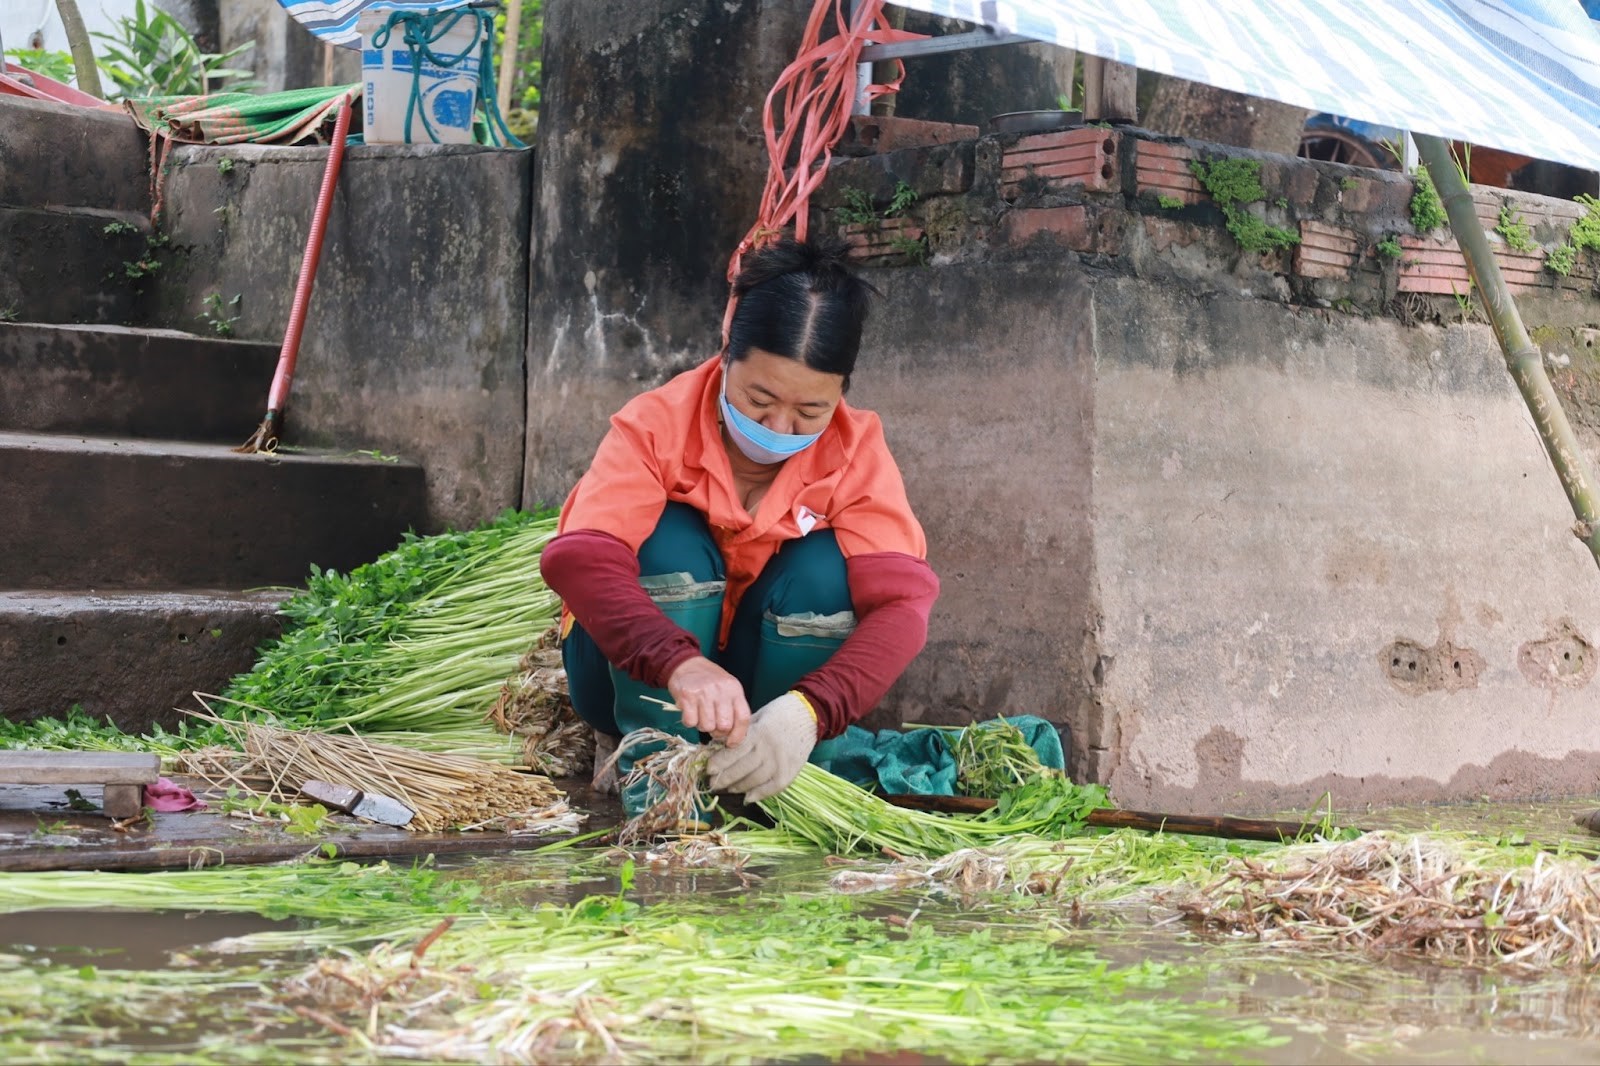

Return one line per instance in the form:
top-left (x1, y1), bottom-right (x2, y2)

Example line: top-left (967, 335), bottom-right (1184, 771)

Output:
top-left (54, 0), bottom-right (104, 99)
top-left (1414, 133), bottom-right (1600, 570)
top-left (869, 4), bottom-right (905, 117)
top-left (496, 0), bottom-right (522, 116)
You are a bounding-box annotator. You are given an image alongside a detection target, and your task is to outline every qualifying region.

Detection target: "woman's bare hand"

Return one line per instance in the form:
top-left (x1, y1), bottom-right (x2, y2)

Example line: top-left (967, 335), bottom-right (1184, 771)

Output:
top-left (666, 656), bottom-right (752, 746)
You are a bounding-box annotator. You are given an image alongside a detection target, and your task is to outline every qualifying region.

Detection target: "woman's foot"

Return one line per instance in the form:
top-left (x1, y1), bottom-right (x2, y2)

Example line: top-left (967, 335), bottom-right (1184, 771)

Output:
top-left (591, 730), bottom-right (620, 794)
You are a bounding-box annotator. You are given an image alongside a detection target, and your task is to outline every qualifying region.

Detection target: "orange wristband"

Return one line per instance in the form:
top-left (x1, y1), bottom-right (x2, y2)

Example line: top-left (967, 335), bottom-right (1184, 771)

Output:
top-left (788, 690), bottom-right (818, 725)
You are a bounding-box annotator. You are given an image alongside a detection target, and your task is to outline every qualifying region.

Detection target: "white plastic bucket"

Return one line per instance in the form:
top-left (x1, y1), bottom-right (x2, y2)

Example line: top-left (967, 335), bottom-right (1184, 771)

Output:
top-left (359, 6), bottom-right (483, 145)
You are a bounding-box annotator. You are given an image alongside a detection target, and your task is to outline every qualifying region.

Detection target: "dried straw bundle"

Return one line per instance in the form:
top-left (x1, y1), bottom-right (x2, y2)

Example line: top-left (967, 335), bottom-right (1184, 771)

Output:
top-left (1178, 831), bottom-right (1600, 967)
top-left (488, 630), bottom-right (594, 778)
top-left (193, 711), bottom-right (564, 833)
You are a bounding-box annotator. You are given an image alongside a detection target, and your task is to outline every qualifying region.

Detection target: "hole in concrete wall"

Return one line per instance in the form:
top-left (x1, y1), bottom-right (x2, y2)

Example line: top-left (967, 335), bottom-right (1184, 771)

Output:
top-left (1378, 638), bottom-right (1483, 695)
top-left (55, 635), bottom-right (66, 646)
top-left (1519, 620), bottom-right (1597, 690)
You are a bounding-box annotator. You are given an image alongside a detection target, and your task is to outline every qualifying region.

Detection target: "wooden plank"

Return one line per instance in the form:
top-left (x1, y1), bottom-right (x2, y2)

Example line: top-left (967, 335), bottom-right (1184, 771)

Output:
top-left (0, 751), bottom-right (160, 785)
top-left (102, 784), bottom-right (143, 818)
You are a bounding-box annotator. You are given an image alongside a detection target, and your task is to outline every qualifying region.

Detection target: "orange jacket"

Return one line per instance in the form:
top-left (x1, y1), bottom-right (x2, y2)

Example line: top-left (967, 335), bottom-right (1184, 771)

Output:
top-left (559, 356), bottom-right (927, 644)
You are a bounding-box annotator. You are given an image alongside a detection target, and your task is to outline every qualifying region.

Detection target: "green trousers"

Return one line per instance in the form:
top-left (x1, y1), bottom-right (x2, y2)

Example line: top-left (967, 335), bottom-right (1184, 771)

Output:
top-left (563, 503), bottom-right (856, 808)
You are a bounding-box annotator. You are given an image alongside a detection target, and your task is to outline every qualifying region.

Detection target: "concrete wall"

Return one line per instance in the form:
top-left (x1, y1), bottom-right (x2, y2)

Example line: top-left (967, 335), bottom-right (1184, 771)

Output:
top-left (867, 263), bottom-right (1600, 812)
top-left (522, 0), bottom-right (811, 509)
top-left (834, 128), bottom-right (1600, 811)
top-left (152, 142), bottom-right (531, 530)
top-left (526, 109), bottom-right (1600, 811)
top-left (220, 0), bottom-right (361, 95)
top-left (521, 0), bottom-right (1075, 510)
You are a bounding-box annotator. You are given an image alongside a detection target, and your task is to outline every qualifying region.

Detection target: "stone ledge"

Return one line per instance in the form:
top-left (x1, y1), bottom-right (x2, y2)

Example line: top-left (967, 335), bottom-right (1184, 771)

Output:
top-left (0, 589), bottom-right (285, 732)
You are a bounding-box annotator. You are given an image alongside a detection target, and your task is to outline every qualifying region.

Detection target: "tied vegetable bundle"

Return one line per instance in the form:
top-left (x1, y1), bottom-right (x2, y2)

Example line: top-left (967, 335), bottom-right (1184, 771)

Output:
top-left (761, 764), bottom-right (1112, 857)
top-left (620, 732), bottom-right (1112, 858)
top-left (221, 511), bottom-right (561, 760)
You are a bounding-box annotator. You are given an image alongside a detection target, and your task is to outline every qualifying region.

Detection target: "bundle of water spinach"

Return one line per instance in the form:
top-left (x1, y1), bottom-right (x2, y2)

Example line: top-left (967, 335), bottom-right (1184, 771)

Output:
top-left (221, 510), bottom-right (560, 756)
top-left (758, 764), bottom-right (1113, 857)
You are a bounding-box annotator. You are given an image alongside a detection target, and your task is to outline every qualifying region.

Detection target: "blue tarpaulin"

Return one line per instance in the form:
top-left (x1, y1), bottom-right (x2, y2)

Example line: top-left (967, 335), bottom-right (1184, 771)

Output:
top-left (278, 0), bottom-right (447, 48)
top-left (890, 1), bottom-right (1600, 171)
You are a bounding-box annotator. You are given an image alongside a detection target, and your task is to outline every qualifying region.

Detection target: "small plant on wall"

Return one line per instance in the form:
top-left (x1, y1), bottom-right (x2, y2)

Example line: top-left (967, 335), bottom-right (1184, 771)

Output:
top-left (834, 181), bottom-right (919, 229)
top-left (1188, 157), bottom-right (1299, 254)
top-left (199, 293), bottom-right (242, 337)
top-left (1410, 168), bottom-right (1448, 233)
top-left (1495, 204), bottom-right (1537, 253)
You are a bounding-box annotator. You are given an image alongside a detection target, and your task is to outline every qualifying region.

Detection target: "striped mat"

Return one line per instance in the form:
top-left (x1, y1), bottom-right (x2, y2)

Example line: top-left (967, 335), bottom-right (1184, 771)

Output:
top-left (276, 0), bottom-right (451, 48)
top-left (890, 0), bottom-right (1600, 170)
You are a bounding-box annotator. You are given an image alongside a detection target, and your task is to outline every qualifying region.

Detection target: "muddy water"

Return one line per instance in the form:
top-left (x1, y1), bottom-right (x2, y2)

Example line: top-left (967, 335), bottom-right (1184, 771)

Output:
top-left (0, 909), bottom-right (291, 970)
top-left (447, 846), bottom-right (1600, 1065)
top-left (7, 802), bottom-right (1600, 1064)
top-left (1095, 929), bottom-right (1600, 1064)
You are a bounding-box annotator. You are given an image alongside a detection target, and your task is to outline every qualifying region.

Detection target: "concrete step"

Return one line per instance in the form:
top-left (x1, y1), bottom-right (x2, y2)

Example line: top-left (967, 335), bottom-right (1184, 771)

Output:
top-left (0, 96), bottom-right (151, 215)
top-left (0, 589), bottom-right (284, 733)
top-left (0, 205), bottom-right (153, 325)
top-left (0, 431), bottom-right (429, 590)
top-left (0, 321), bottom-right (277, 442)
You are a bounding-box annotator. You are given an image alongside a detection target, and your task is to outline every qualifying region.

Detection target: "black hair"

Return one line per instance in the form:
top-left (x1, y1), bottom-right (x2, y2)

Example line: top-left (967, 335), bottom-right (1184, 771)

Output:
top-left (725, 236), bottom-right (876, 385)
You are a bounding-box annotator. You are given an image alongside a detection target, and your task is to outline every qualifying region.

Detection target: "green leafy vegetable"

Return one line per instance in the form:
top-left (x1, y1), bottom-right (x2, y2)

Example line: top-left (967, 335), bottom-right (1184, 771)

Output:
top-left (221, 510), bottom-right (559, 748)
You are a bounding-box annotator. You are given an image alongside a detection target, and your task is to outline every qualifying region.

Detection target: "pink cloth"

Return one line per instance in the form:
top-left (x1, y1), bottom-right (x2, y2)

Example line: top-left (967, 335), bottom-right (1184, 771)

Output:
top-left (142, 777), bottom-right (206, 812)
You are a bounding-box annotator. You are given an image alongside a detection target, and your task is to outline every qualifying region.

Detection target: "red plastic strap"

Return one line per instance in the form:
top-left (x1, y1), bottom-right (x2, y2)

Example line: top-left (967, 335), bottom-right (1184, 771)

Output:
top-left (721, 0), bottom-right (923, 343)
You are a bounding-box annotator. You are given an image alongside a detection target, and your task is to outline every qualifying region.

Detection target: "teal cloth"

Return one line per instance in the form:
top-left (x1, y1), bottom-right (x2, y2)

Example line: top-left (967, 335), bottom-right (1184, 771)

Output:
top-left (812, 715), bottom-right (1065, 796)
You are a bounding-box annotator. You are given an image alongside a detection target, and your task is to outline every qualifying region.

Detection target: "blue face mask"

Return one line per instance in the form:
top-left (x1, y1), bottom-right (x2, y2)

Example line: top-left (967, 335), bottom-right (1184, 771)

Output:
top-left (719, 367), bottom-right (824, 465)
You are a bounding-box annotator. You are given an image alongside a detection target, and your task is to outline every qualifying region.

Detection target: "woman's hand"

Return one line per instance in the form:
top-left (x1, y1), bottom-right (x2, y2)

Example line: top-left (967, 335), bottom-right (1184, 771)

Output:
top-left (666, 656), bottom-right (752, 745)
top-left (706, 692), bottom-right (818, 802)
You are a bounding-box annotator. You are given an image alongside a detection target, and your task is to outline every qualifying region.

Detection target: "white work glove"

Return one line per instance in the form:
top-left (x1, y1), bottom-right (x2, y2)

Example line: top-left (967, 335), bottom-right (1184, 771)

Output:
top-left (705, 691), bottom-right (818, 803)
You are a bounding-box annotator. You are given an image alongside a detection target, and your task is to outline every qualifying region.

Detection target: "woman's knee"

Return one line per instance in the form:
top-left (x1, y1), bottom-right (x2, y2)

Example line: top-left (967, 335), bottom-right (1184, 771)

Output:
top-left (762, 530), bottom-right (851, 617)
top-left (637, 502), bottom-right (724, 582)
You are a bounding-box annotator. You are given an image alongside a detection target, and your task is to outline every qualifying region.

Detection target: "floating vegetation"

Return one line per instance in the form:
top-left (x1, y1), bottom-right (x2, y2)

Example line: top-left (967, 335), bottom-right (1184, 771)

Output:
top-left (0, 860), bottom-right (1282, 1064)
top-left (1177, 831), bottom-right (1600, 967)
top-left (0, 953), bottom-right (292, 1064)
top-left (829, 829), bottom-right (1271, 903)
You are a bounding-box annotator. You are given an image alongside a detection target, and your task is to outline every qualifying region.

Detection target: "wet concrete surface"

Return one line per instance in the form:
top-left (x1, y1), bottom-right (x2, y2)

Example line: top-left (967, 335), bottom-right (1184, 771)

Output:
top-left (5, 770), bottom-right (1599, 873)
top-left (0, 776), bottom-right (625, 872)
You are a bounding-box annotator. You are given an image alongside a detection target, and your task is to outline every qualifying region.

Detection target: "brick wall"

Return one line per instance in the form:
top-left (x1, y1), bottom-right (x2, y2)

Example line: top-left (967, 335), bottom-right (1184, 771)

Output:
top-left (814, 118), bottom-right (1600, 328)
